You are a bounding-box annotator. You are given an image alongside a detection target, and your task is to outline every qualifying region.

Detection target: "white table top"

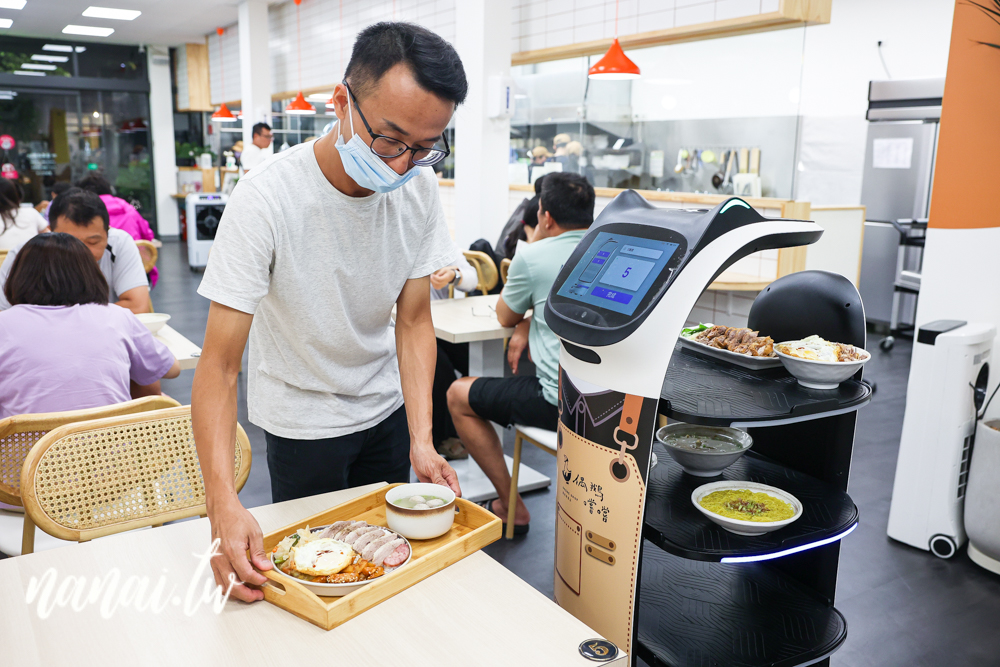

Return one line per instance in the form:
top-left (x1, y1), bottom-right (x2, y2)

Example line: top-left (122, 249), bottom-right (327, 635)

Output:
top-left (155, 324), bottom-right (201, 370)
top-left (0, 483), bottom-right (623, 666)
top-left (431, 294), bottom-right (526, 344)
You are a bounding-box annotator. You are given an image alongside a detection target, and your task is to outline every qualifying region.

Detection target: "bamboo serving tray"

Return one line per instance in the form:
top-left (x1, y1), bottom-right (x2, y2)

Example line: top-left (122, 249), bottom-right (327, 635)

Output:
top-left (257, 483), bottom-right (502, 630)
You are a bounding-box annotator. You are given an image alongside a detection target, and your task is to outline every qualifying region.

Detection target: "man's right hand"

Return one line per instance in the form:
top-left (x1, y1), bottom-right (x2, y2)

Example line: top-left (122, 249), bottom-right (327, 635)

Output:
top-left (208, 497), bottom-right (271, 603)
top-left (507, 319), bottom-right (531, 375)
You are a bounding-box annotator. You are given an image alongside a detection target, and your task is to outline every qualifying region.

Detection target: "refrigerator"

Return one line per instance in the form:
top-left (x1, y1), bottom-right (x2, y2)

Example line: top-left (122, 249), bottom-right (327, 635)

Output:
top-left (858, 78), bottom-right (943, 327)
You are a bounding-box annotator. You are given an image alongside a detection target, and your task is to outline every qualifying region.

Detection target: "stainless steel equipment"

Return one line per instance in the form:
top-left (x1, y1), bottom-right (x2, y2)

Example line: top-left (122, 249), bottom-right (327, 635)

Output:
top-left (859, 78), bottom-right (943, 332)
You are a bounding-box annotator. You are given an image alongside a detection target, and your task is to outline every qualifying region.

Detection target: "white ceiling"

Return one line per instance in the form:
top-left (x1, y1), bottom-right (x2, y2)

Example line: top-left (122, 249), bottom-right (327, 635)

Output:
top-left (1, 0), bottom-right (246, 47)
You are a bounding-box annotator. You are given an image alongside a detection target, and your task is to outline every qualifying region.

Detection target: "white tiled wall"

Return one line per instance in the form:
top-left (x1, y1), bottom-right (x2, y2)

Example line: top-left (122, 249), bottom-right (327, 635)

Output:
top-left (208, 0), bottom-right (782, 103)
top-left (175, 46), bottom-right (190, 110)
top-left (209, 0), bottom-right (455, 105)
top-left (208, 27), bottom-right (242, 105)
top-left (511, 0), bottom-right (779, 53)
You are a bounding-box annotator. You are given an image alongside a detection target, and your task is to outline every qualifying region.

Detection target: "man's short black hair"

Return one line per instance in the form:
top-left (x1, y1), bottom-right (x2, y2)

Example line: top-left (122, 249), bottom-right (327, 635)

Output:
top-left (252, 122), bottom-right (271, 137)
top-left (76, 174), bottom-right (114, 196)
top-left (48, 188), bottom-right (110, 233)
top-left (346, 22), bottom-right (467, 105)
top-left (533, 173), bottom-right (547, 196)
top-left (540, 173), bottom-right (595, 230)
top-left (51, 181), bottom-right (73, 197)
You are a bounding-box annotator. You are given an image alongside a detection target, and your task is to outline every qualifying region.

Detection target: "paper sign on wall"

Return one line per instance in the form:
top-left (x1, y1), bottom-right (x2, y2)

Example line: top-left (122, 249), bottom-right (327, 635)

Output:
top-left (873, 138), bottom-right (914, 169)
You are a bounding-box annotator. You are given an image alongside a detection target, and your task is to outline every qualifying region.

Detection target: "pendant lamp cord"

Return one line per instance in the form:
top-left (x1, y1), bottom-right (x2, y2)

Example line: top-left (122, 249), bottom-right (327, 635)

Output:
top-left (296, 0), bottom-right (303, 90)
top-left (614, 0), bottom-right (619, 37)
top-left (217, 28), bottom-right (225, 102)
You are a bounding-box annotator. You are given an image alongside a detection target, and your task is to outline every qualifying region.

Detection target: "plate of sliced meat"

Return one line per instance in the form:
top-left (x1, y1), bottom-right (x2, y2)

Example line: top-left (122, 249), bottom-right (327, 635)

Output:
top-left (679, 324), bottom-right (783, 370)
top-left (270, 521), bottom-right (413, 597)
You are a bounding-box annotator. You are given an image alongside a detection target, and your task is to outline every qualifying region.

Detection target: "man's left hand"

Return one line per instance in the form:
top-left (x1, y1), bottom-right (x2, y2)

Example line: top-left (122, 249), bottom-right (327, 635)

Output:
top-left (411, 445), bottom-right (462, 497)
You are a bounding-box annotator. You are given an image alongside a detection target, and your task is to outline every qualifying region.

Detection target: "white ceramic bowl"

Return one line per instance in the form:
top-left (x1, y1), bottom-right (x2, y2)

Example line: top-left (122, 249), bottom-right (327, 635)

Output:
top-left (774, 343), bottom-right (870, 390)
top-left (136, 312), bottom-right (171, 334)
top-left (269, 526), bottom-right (412, 597)
top-left (691, 481), bottom-right (803, 536)
top-left (385, 483), bottom-right (456, 540)
top-left (656, 424), bottom-right (753, 477)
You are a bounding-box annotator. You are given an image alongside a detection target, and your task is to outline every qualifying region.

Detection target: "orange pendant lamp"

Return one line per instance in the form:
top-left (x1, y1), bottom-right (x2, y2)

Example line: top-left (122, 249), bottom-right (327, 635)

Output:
top-left (588, 0), bottom-right (640, 80)
top-left (285, 0), bottom-right (316, 115)
top-left (211, 27), bottom-right (236, 121)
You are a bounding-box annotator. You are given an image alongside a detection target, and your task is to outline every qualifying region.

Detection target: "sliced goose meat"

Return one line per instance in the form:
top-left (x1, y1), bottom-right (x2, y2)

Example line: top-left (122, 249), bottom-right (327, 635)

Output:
top-left (333, 521), bottom-right (364, 541)
top-left (362, 533), bottom-right (398, 561)
top-left (372, 538), bottom-right (406, 566)
top-left (353, 528), bottom-right (387, 553)
top-left (343, 524), bottom-right (381, 546)
top-left (318, 521), bottom-right (352, 539)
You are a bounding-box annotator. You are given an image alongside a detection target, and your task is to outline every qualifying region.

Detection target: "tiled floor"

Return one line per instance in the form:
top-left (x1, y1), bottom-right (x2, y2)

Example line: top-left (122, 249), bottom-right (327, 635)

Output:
top-left (6, 240), bottom-right (1000, 665)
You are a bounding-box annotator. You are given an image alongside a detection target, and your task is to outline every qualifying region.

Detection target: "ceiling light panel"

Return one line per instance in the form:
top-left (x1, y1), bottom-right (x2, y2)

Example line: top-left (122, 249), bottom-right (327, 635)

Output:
top-left (32, 54), bottom-right (69, 62)
top-left (0, 0), bottom-right (26, 9)
top-left (82, 6), bottom-right (141, 20)
top-left (13, 71), bottom-right (44, 76)
top-left (63, 25), bottom-right (115, 37)
top-left (0, 19), bottom-right (12, 28)
top-left (22, 63), bottom-right (56, 70)
top-left (43, 44), bottom-right (73, 52)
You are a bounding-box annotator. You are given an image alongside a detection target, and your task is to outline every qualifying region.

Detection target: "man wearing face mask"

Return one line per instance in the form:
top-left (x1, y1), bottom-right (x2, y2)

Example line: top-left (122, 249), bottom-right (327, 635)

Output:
top-left (191, 22), bottom-right (465, 603)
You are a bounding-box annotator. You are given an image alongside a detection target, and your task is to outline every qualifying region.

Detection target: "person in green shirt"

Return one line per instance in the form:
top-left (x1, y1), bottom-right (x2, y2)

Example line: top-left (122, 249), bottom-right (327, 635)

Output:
top-left (447, 173), bottom-right (595, 534)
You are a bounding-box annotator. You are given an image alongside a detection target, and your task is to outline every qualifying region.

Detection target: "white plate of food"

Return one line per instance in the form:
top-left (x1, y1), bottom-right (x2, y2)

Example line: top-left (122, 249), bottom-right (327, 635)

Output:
top-left (774, 335), bottom-right (870, 389)
top-left (691, 480), bottom-right (803, 536)
top-left (270, 521), bottom-right (412, 597)
top-left (678, 323), bottom-right (782, 370)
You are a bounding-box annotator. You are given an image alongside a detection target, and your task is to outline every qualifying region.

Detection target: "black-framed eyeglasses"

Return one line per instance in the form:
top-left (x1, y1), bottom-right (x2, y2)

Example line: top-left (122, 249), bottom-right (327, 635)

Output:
top-left (343, 80), bottom-right (451, 167)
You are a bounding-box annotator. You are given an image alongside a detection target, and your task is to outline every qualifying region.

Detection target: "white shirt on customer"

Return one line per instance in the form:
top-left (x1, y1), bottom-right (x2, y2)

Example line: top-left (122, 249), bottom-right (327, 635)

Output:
top-left (0, 206), bottom-right (48, 251)
top-left (240, 142), bottom-right (273, 171)
top-left (0, 227), bottom-right (148, 310)
top-left (198, 140), bottom-right (457, 440)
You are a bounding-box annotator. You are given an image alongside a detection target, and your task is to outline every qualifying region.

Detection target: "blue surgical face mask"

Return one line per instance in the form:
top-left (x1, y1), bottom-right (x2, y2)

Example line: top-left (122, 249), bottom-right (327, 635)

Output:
top-left (333, 95), bottom-right (419, 194)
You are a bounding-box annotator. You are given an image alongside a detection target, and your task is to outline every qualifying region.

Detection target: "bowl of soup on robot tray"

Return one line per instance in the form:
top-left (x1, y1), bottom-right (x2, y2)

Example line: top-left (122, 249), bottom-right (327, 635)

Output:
top-left (385, 483), bottom-right (456, 540)
top-left (691, 481), bottom-right (802, 536)
top-left (656, 424), bottom-right (752, 477)
top-left (774, 335), bottom-right (870, 390)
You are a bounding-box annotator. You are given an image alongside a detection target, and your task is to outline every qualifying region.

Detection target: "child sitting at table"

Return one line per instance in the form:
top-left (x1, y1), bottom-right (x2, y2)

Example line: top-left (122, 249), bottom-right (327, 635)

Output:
top-left (0, 233), bottom-right (179, 421)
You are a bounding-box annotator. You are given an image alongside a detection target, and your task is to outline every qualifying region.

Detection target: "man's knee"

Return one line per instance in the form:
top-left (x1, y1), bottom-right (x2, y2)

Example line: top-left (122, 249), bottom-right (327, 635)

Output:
top-left (447, 377), bottom-right (476, 414)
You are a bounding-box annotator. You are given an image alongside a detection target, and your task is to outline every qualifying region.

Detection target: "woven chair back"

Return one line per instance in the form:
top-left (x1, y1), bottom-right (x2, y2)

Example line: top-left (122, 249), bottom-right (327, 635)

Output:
top-left (500, 258), bottom-right (511, 284)
top-left (20, 405), bottom-right (251, 544)
top-left (0, 396), bottom-right (181, 507)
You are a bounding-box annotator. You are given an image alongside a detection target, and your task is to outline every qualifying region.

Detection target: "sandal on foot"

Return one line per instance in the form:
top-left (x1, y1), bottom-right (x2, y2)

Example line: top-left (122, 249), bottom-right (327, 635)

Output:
top-left (477, 498), bottom-right (529, 535)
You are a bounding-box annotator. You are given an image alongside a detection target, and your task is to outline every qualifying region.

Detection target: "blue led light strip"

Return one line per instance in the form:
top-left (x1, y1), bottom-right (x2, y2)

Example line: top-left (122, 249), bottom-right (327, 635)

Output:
top-left (720, 522), bottom-right (858, 564)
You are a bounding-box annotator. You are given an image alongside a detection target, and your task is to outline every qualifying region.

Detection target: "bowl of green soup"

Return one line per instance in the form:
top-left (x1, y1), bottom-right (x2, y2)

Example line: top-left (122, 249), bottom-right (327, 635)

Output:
top-left (385, 482), bottom-right (456, 540)
top-left (656, 424), bottom-right (753, 477)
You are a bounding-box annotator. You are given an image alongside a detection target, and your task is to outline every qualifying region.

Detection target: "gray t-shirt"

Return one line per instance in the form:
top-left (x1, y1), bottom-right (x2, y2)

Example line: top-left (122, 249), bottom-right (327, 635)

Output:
top-left (0, 226), bottom-right (149, 310)
top-left (197, 140), bottom-right (456, 439)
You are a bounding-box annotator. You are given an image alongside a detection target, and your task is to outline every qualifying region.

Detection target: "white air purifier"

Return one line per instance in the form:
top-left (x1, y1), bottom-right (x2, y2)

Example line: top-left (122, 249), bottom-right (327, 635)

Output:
top-left (887, 320), bottom-right (996, 558)
top-left (185, 193), bottom-right (226, 269)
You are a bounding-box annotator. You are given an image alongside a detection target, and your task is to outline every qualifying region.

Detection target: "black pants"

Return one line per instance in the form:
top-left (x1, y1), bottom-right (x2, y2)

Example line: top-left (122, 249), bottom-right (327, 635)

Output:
top-left (265, 405), bottom-right (410, 503)
top-left (432, 340), bottom-right (468, 445)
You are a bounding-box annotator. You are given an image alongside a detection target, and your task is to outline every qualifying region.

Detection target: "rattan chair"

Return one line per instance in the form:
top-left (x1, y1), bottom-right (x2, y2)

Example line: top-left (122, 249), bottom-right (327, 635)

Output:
top-left (18, 405), bottom-right (251, 554)
top-left (0, 396), bottom-right (181, 510)
top-left (462, 250), bottom-right (499, 294)
top-left (135, 239), bottom-right (159, 275)
top-left (500, 258), bottom-right (511, 284)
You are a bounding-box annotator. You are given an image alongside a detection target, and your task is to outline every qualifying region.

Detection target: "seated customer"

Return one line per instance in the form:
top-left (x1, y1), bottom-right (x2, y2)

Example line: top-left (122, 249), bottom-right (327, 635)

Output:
top-left (447, 172), bottom-right (595, 533)
top-left (0, 233), bottom-right (179, 420)
top-left (0, 178), bottom-right (49, 251)
top-left (0, 189), bottom-right (151, 315)
top-left (77, 174), bottom-right (158, 287)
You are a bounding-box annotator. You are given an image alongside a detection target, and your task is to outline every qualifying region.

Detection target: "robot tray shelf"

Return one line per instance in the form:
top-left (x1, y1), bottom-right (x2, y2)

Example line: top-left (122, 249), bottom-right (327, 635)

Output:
top-left (643, 444), bottom-right (859, 562)
top-left (659, 343), bottom-right (872, 427)
top-left (636, 543), bottom-right (848, 667)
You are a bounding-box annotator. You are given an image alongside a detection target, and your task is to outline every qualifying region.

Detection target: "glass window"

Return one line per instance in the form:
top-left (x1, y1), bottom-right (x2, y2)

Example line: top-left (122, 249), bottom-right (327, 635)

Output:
top-left (510, 27), bottom-right (806, 199)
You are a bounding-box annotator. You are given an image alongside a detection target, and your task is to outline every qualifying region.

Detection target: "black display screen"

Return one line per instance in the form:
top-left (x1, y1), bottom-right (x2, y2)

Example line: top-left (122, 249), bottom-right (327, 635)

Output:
top-left (555, 231), bottom-right (680, 316)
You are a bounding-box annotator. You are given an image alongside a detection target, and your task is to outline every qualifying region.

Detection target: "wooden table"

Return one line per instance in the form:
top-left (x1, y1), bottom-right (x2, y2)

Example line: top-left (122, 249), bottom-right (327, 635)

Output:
top-left (155, 324), bottom-right (201, 370)
top-left (0, 483), bottom-right (624, 666)
top-left (428, 295), bottom-right (549, 502)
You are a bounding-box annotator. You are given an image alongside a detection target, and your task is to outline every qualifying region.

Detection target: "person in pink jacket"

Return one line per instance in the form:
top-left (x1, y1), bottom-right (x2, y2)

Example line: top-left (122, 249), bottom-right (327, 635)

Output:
top-left (76, 175), bottom-right (158, 287)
